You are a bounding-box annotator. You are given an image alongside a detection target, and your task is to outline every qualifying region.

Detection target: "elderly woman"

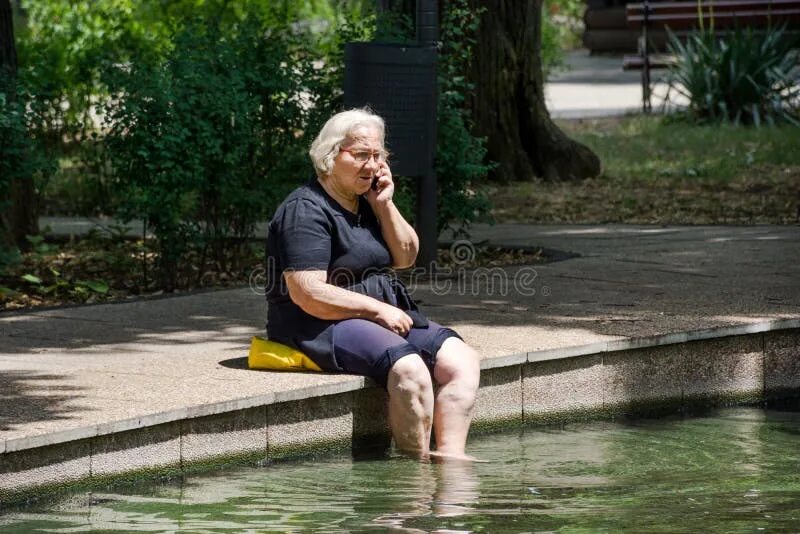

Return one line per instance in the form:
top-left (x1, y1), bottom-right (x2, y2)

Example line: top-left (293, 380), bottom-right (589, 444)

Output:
top-left (265, 108), bottom-right (480, 459)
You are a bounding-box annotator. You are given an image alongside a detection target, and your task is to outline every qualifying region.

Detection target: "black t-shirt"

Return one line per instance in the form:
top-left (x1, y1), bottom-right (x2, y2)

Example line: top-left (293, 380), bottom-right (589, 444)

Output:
top-left (264, 178), bottom-right (396, 369)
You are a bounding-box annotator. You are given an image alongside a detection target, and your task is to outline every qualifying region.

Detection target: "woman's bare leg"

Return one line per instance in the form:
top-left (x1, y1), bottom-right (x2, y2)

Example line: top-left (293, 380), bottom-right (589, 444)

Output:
top-left (386, 354), bottom-right (435, 457)
top-left (431, 338), bottom-right (481, 457)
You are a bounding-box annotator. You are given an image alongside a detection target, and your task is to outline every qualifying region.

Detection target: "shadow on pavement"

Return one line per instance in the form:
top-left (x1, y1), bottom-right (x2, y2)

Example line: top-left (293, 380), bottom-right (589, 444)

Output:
top-left (0, 371), bottom-right (89, 430)
top-left (2, 225), bottom-right (798, 353)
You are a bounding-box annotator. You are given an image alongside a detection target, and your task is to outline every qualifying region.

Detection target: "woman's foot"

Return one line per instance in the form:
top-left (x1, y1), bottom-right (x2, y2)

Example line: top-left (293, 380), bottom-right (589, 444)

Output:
top-left (429, 450), bottom-right (487, 463)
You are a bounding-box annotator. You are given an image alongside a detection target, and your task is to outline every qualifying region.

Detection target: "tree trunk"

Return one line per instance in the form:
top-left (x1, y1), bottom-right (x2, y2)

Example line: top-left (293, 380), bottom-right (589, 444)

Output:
top-left (468, 0), bottom-right (601, 182)
top-left (1, 0), bottom-right (38, 249)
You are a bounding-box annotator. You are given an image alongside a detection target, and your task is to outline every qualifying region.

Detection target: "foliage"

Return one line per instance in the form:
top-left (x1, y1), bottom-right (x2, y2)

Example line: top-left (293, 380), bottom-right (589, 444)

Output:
top-left (11, 234), bottom-right (110, 302)
top-left (0, 229), bottom-right (262, 310)
top-left (436, 0), bottom-right (493, 235)
top-left (10, 0), bottom-right (500, 290)
top-left (16, 2), bottom-right (187, 217)
top-left (17, 1), bottom-right (153, 142)
top-left (13, 1), bottom-right (154, 220)
top-left (666, 26), bottom-right (800, 125)
top-left (0, 74), bottom-right (57, 270)
top-left (15, 0), bottom-right (349, 217)
top-left (102, 17), bottom-right (316, 290)
top-left (542, 0), bottom-right (585, 77)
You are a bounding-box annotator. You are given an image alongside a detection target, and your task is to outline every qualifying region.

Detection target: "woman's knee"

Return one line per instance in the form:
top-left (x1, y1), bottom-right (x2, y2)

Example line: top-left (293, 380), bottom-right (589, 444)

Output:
top-left (388, 354), bottom-right (433, 396)
top-left (434, 338), bottom-right (480, 391)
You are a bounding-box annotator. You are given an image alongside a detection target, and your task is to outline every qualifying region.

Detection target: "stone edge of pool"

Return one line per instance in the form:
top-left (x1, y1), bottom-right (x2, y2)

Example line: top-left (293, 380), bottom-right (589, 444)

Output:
top-left (2, 318), bottom-right (799, 506)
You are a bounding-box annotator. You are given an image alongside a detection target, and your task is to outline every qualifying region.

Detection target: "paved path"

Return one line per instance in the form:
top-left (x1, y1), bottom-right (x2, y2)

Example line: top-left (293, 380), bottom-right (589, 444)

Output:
top-left (2, 224), bottom-right (798, 450)
top-left (545, 49), bottom-right (686, 118)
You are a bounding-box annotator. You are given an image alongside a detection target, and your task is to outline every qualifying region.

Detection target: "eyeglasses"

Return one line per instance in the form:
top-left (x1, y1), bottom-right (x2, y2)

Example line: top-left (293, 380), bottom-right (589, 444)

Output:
top-left (339, 148), bottom-right (387, 164)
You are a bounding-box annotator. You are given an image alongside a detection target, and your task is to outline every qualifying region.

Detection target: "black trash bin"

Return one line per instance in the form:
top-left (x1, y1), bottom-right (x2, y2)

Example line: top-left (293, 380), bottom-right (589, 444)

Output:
top-left (344, 42), bottom-right (439, 268)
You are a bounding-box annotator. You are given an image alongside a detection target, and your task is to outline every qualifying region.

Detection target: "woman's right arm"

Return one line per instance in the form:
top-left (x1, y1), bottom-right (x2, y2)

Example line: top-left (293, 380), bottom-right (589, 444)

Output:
top-left (284, 270), bottom-right (413, 334)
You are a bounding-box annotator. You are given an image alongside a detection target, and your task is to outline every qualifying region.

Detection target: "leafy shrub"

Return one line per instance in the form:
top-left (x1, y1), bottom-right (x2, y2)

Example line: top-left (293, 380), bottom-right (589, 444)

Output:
top-left (666, 26), bottom-right (800, 125)
top-left (542, 0), bottom-right (585, 77)
top-left (0, 80), bottom-right (24, 266)
top-left (17, 1), bottom-right (143, 142)
top-left (102, 19), bottom-right (315, 290)
top-left (0, 74), bottom-right (57, 269)
top-left (13, 0), bottom-right (494, 289)
top-left (436, 0), bottom-right (493, 235)
top-left (17, 0), bottom-right (326, 218)
top-left (16, 0), bottom-right (169, 218)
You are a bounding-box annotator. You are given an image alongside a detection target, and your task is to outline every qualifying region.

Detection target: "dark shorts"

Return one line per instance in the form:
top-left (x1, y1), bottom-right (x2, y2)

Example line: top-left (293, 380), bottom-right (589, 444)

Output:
top-left (331, 319), bottom-right (462, 388)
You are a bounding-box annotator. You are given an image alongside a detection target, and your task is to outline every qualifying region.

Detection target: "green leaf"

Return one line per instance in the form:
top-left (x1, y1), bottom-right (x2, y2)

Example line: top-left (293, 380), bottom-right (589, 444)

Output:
top-left (0, 286), bottom-right (19, 298)
top-left (41, 285), bottom-right (57, 295)
top-left (21, 274), bottom-right (43, 285)
top-left (77, 280), bottom-right (110, 294)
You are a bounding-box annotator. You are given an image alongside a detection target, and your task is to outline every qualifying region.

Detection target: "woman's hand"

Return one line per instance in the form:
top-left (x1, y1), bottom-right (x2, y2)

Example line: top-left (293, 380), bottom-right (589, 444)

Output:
top-left (364, 161), bottom-right (394, 207)
top-left (374, 302), bottom-right (413, 336)
top-left (286, 271), bottom-right (414, 333)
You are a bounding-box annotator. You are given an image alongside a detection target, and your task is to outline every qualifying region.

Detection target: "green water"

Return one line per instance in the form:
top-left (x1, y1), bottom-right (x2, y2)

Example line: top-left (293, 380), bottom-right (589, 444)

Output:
top-left (3, 407), bottom-right (800, 532)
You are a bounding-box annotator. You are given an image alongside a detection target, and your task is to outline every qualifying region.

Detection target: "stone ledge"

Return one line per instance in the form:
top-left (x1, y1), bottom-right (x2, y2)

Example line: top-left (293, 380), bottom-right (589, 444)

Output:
top-left (2, 322), bottom-right (799, 505)
top-left (3, 379), bottom-right (364, 455)
top-left (525, 318), bottom-right (800, 364)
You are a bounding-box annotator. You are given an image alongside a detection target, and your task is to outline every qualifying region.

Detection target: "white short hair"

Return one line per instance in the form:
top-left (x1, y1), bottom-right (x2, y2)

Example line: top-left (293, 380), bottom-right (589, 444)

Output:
top-left (309, 108), bottom-right (386, 177)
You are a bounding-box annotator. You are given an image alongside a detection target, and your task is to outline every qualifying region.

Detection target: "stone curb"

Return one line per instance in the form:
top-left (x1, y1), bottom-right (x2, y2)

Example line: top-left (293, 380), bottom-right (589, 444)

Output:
top-left (2, 322), bottom-right (798, 505)
top-left (5, 317), bottom-right (798, 455)
top-left (2, 378), bottom-right (365, 454)
top-left (480, 317), bottom-right (800, 370)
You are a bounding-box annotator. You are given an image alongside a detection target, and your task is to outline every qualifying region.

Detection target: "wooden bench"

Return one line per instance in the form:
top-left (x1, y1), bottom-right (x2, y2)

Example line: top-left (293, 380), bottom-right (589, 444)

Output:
top-left (624, 0), bottom-right (800, 112)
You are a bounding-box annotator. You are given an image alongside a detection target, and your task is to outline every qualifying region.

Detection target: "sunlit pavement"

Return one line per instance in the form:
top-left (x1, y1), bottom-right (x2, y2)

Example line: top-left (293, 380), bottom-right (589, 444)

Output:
top-left (546, 48), bottom-right (688, 118)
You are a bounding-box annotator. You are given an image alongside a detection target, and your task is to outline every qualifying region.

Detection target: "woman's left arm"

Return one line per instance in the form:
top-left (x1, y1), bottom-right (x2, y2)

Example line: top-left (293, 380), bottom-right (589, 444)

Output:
top-left (366, 163), bottom-right (419, 269)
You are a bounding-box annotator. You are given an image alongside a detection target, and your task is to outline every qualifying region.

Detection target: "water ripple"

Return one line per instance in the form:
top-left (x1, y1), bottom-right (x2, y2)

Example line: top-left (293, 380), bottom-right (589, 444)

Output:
top-left (3, 407), bottom-right (800, 532)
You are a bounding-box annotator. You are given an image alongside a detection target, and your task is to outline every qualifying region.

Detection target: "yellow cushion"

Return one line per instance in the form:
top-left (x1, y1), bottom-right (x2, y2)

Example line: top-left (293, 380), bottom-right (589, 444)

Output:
top-left (248, 336), bottom-right (322, 372)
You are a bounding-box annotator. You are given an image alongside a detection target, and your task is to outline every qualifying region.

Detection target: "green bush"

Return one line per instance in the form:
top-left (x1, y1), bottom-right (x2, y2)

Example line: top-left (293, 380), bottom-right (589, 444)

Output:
top-left (542, 0), bottom-right (585, 77)
top-left (436, 0), bottom-right (493, 235)
top-left (0, 80), bottom-right (24, 246)
top-left (102, 19), bottom-right (315, 290)
top-left (666, 26), bottom-right (800, 125)
top-left (16, 0), bottom-right (169, 217)
top-left (17, 0), bottom-right (336, 217)
top-left (0, 74), bottom-right (57, 270)
top-left (13, 0), bottom-right (494, 288)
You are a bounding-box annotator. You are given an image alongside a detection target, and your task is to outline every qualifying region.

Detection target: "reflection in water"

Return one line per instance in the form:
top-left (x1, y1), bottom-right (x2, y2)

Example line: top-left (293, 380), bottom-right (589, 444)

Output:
top-left (432, 460), bottom-right (480, 518)
top-left (2, 407), bottom-right (800, 532)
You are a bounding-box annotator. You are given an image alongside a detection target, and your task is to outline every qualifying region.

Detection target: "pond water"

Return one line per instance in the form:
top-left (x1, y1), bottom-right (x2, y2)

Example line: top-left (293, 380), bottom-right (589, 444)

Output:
top-left (2, 406), bottom-right (800, 532)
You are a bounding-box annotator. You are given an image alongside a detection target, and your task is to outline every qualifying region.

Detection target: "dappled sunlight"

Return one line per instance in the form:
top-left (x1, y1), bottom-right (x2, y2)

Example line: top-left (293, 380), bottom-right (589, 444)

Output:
top-left (0, 289), bottom-right (263, 355)
top-left (0, 371), bottom-right (93, 434)
top-left (535, 314), bottom-right (646, 324)
top-left (2, 223), bottom-right (797, 454)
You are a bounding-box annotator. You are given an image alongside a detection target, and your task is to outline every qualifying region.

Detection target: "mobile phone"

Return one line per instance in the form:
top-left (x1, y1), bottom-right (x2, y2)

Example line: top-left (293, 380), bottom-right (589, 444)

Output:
top-left (371, 175), bottom-right (379, 191)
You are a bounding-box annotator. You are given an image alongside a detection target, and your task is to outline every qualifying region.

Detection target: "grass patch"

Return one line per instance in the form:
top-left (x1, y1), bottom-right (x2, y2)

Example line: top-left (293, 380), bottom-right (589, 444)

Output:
top-left (488, 115), bottom-right (800, 224)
